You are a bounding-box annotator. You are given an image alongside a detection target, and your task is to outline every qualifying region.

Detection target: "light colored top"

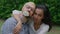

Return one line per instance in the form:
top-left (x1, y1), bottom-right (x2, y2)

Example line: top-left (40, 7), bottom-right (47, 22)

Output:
top-left (28, 20), bottom-right (49, 34)
top-left (1, 17), bottom-right (29, 34)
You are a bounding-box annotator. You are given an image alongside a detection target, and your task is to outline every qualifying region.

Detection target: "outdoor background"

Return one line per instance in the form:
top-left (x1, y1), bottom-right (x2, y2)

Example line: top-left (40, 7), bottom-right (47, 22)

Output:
top-left (0, 0), bottom-right (60, 34)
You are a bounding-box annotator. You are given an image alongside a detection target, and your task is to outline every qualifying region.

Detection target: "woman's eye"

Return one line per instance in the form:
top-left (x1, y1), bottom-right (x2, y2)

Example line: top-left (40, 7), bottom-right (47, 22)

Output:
top-left (38, 14), bottom-right (42, 17)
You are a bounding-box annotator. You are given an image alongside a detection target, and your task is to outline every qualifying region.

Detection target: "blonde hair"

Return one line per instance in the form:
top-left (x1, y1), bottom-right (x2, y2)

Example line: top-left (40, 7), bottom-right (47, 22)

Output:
top-left (24, 2), bottom-right (35, 6)
top-left (22, 2), bottom-right (35, 11)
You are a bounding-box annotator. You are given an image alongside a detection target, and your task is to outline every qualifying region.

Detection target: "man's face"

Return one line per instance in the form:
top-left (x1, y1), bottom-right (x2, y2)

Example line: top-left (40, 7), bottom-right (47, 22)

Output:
top-left (22, 2), bottom-right (35, 17)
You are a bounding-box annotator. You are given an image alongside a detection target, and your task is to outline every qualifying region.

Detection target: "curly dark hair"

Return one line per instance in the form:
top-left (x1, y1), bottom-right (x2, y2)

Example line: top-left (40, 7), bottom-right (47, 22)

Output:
top-left (35, 4), bottom-right (52, 32)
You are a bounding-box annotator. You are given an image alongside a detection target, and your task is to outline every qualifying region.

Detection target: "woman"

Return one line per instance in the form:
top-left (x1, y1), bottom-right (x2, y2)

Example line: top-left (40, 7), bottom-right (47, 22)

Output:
top-left (13, 4), bottom-right (52, 34)
top-left (28, 4), bottom-right (52, 34)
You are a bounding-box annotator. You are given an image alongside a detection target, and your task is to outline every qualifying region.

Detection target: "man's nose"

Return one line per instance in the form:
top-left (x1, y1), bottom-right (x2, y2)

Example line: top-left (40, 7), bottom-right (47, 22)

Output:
top-left (28, 9), bottom-right (31, 12)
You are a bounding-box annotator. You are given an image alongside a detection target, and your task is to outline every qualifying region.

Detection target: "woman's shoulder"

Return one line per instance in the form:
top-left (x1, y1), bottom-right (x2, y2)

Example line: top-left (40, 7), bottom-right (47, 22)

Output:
top-left (41, 23), bottom-right (49, 28)
top-left (40, 23), bottom-right (49, 31)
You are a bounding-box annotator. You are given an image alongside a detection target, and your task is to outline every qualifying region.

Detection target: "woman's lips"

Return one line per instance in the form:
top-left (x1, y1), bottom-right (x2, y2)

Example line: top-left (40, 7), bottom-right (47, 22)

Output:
top-left (33, 16), bottom-right (38, 21)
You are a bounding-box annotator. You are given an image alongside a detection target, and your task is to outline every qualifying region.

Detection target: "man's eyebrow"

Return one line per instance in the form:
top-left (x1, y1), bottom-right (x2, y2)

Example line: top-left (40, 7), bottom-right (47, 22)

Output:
top-left (26, 5), bottom-right (34, 11)
top-left (26, 5), bottom-right (33, 8)
top-left (25, 5), bottom-right (30, 7)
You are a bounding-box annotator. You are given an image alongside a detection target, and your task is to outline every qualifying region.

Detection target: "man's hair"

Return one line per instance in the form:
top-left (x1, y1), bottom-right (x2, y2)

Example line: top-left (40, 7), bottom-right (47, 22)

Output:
top-left (24, 2), bottom-right (35, 6)
top-left (22, 2), bottom-right (35, 11)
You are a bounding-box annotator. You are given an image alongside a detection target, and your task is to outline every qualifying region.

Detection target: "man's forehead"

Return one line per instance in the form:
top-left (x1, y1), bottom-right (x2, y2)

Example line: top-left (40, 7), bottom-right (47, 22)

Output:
top-left (24, 2), bottom-right (35, 8)
top-left (25, 4), bottom-right (34, 8)
top-left (25, 2), bottom-right (35, 5)
top-left (25, 2), bottom-right (35, 6)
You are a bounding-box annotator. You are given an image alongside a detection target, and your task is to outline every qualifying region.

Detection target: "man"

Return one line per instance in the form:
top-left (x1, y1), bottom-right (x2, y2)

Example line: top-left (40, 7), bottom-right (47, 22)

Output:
top-left (1, 2), bottom-right (35, 34)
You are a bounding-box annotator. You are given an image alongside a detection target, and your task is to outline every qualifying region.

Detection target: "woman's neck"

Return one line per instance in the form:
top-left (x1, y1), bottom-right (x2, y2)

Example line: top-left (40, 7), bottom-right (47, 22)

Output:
top-left (34, 21), bottom-right (42, 31)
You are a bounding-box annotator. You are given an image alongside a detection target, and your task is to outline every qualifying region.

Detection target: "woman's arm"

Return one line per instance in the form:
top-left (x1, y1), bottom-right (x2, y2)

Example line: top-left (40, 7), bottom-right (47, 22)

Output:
top-left (13, 21), bottom-right (22, 34)
top-left (12, 10), bottom-right (27, 23)
top-left (12, 10), bottom-right (23, 34)
top-left (13, 14), bottom-right (22, 34)
top-left (12, 10), bottom-right (27, 34)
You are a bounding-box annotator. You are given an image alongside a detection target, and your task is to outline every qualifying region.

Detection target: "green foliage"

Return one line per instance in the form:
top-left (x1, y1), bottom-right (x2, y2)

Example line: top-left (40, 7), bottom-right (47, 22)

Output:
top-left (0, 0), bottom-right (60, 24)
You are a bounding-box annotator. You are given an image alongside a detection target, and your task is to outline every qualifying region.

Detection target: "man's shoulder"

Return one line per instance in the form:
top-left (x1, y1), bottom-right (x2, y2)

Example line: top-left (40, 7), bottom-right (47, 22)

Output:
top-left (5, 17), bottom-right (17, 23)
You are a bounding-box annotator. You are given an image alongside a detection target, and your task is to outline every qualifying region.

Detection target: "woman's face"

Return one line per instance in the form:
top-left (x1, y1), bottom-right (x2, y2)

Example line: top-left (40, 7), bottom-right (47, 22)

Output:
top-left (33, 8), bottom-right (44, 22)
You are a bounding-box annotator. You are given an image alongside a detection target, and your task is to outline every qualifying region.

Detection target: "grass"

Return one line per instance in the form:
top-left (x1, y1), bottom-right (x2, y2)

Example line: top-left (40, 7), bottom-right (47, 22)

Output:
top-left (0, 20), bottom-right (4, 34)
top-left (0, 20), bottom-right (60, 34)
top-left (47, 26), bottom-right (60, 34)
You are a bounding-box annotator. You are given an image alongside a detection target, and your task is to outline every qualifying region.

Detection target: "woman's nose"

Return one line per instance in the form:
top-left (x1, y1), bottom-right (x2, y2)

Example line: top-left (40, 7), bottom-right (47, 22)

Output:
top-left (35, 15), bottom-right (38, 18)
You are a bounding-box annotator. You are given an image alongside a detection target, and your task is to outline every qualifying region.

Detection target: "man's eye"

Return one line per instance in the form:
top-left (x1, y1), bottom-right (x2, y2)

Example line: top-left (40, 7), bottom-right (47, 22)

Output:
top-left (31, 8), bottom-right (34, 11)
top-left (27, 7), bottom-right (30, 9)
top-left (27, 6), bottom-right (33, 11)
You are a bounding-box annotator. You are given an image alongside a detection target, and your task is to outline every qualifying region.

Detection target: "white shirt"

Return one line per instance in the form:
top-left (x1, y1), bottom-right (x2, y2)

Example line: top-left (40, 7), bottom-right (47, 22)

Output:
top-left (29, 20), bottom-right (49, 34)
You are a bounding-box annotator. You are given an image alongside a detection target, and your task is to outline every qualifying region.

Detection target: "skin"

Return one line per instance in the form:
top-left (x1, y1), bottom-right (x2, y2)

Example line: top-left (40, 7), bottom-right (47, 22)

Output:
top-left (22, 2), bottom-right (35, 17)
top-left (33, 8), bottom-right (44, 31)
top-left (13, 2), bottom-right (35, 34)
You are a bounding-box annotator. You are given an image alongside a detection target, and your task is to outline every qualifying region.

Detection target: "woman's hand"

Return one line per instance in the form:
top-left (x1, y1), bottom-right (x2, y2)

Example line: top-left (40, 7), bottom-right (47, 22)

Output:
top-left (13, 21), bottom-right (22, 34)
top-left (13, 13), bottom-right (27, 23)
top-left (12, 10), bottom-right (23, 34)
top-left (13, 14), bottom-right (22, 22)
top-left (12, 10), bottom-right (23, 22)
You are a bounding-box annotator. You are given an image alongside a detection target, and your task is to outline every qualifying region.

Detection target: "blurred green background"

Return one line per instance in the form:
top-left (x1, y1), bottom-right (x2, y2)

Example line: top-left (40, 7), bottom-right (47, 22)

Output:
top-left (0, 0), bottom-right (60, 34)
top-left (0, 0), bottom-right (60, 25)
